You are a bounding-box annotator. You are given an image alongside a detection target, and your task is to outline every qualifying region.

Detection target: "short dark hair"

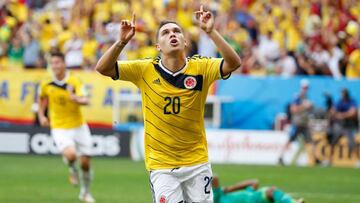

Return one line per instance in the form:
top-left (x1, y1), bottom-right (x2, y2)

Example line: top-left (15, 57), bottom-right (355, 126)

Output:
top-left (50, 52), bottom-right (65, 61)
top-left (156, 20), bottom-right (183, 40)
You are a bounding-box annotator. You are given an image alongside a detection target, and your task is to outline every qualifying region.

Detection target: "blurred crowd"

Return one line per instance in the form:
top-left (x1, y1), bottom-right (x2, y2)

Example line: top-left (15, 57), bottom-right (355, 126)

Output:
top-left (0, 0), bottom-right (360, 78)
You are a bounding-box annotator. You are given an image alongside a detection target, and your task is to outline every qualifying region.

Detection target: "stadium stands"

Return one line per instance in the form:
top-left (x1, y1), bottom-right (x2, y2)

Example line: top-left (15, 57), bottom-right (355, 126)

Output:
top-left (0, 0), bottom-right (359, 78)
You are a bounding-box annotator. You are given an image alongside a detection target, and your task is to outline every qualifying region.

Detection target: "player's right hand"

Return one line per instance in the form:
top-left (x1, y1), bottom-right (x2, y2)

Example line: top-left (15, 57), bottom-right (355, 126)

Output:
top-left (119, 13), bottom-right (136, 44)
top-left (194, 5), bottom-right (215, 34)
top-left (39, 116), bottom-right (49, 127)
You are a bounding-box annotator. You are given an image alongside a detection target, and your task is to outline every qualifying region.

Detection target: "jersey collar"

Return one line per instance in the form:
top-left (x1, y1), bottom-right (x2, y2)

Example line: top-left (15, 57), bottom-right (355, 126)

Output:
top-left (52, 71), bottom-right (69, 86)
top-left (159, 58), bottom-right (188, 77)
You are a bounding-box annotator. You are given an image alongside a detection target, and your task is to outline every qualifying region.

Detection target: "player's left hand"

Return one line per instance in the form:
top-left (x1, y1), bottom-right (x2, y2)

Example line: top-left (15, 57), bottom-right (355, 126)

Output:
top-left (69, 94), bottom-right (78, 102)
top-left (67, 85), bottom-right (77, 102)
top-left (194, 5), bottom-right (214, 34)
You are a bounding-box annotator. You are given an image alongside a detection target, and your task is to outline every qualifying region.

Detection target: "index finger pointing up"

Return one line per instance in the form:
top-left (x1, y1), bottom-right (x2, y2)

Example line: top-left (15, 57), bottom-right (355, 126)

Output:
top-left (200, 5), bottom-right (203, 12)
top-left (132, 13), bottom-right (136, 25)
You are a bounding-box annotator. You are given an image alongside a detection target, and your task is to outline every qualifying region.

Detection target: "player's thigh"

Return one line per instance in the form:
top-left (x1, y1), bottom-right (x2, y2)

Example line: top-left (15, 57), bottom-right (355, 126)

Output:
top-left (74, 124), bottom-right (93, 156)
top-left (150, 170), bottom-right (184, 203)
top-left (63, 146), bottom-right (77, 160)
top-left (182, 163), bottom-right (213, 203)
top-left (51, 128), bottom-right (76, 153)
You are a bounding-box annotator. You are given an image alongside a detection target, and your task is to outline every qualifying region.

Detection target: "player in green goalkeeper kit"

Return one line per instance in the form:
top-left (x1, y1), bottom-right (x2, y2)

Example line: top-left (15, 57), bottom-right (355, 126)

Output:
top-left (212, 176), bottom-right (304, 203)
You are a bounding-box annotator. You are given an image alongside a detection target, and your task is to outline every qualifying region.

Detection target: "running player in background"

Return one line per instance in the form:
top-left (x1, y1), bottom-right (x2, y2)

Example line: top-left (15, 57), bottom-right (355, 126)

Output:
top-left (212, 176), bottom-right (304, 203)
top-left (38, 52), bottom-right (95, 203)
top-left (95, 4), bottom-right (242, 203)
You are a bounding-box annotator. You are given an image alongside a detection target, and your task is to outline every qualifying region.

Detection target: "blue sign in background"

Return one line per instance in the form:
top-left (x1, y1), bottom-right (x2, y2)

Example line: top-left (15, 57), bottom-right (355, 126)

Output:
top-left (217, 76), bottom-right (360, 129)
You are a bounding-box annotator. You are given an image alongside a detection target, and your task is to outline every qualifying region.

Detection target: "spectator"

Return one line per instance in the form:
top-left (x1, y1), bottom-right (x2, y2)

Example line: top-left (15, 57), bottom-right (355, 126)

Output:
top-left (21, 31), bottom-right (41, 69)
top-left (326, 88), bottom-right (359, 166)
top-left (257, 31), bottom-right (280, 73)
top-left (346, 49), bottom-right (360, 78)
top-left (327, 37), bottom-right (344, 79)
top-left (105, 13), bottom-right (122, 42)
top-left (275, 49), bottom-right (297, 77)
top-left (0, 0), bottom-right (359, 78)
top-left (82, 30), bottom-right (98, 70)
top-left (7, 36), bottom-right (24, 70)
top-left (0, 41), bottom-right (7, 70)
top-left (94, 21), bottom-right (110, 46)
top-left (308, 43), bottom-right (331, 75)
top-left (198, 31), bottom-right (217, 57)
top-left (64, 32), bottom-right (83, 69)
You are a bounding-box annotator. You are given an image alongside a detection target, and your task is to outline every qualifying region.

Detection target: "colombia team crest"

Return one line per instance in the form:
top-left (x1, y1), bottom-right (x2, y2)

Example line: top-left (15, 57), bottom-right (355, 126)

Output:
top-left (184, 76), bottom-right (197, 89)
top-left (160, 195), bottom-right (166, 203)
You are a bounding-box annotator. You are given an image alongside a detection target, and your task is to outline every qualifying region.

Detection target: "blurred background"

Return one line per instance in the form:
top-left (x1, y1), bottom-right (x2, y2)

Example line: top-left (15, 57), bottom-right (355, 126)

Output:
top-left (0, 0), bottom-right (360, 202)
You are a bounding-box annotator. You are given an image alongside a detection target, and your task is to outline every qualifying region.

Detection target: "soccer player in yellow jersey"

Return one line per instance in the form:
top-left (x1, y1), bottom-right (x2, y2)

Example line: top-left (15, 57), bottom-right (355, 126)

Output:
top-left (96, 5), bottom-right (241, 203)
top-left (38, 52), bottom-right (95, 203)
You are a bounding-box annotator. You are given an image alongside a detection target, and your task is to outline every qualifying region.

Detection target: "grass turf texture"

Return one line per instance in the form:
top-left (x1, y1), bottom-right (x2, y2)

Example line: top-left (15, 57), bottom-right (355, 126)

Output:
top-left (0, 155), bottom-right (359, 203)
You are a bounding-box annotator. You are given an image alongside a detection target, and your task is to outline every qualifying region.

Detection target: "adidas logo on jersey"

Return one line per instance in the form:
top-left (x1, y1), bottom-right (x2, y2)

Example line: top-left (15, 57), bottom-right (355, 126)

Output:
top-left (152, 78), bottom-right (161, 85)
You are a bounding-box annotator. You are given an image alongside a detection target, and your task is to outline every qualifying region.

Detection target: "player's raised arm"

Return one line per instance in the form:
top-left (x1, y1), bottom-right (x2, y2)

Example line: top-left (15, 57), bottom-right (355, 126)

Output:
top-left (95, 13), bottom-right (136, 78)
top-left (194, 5), bottom-right (242, 76)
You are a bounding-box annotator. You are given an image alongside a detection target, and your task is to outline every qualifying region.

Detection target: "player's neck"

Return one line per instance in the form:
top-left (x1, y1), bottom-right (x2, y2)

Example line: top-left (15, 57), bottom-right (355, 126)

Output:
top-left (161, 54), bottom-right (186, 73)
top-left (55, 72), bottom-right (66, 81)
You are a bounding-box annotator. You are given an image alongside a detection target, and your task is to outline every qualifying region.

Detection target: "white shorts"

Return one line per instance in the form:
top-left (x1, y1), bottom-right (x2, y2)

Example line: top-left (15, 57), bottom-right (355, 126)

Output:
top-left (51, 124), bottom-right (93, 156)
top-left (149, 163), bottom-right (213, 203)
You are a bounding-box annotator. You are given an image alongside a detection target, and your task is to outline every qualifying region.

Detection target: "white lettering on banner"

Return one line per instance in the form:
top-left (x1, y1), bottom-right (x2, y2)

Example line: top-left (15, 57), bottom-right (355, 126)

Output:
top-left (130, 128), bottom-right (308, 165)
top-left (103, 136), bottom-right (120, 156)
top-left (206, 130), bottom-right (307, 165)
top-left (91, 136), bottom-right (103, 155)
top-left (49, 137), bottom-right (60, 154)
top-left (207, 135), bottom-right (284, 163)
top-left (29, 134), bottom-right (120, 156)
top-left (0, 130), bottom-right (122, 156)
top-left (31, 133), bottom-right (59, 154)
top-left (87, 135), bottom-right (120, 156)
top-left (208, 136), bottom-right (283, 152)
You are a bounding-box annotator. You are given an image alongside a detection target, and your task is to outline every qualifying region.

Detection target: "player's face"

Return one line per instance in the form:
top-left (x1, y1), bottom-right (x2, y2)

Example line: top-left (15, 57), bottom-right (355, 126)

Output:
top-left (50, 56), bottom-right (66, 76)
top-left (156, 23), bottom-right (187, 55)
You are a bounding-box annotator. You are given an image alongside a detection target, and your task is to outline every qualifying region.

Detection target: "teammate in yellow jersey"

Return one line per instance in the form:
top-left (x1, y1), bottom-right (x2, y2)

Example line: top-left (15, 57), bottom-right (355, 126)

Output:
top-left (38, 52), bottom-right (95, 203)
top-left (96, 5), bottom-right (241, 203)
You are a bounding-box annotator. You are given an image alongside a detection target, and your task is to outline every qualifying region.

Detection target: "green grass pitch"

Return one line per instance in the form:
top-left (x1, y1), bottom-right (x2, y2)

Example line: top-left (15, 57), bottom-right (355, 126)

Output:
top-left (0, 154), bottom-right (359, 203)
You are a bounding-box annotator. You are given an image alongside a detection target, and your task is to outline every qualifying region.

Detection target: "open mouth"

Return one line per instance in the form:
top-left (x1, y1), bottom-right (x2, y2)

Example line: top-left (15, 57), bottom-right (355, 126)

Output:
top-left (170, 38), bottom-right (179, 46)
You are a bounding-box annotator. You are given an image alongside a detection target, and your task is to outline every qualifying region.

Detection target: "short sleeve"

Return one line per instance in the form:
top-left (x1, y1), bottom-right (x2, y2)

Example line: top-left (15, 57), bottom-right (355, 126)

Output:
top-left (38, 81), bottom-right (48, 98)
top-left (114, 59), bottom-right (151, 86)
top-left (196, 56), bottom-right (230, 87)
top-left (74, 77), bottom-right (87, 97)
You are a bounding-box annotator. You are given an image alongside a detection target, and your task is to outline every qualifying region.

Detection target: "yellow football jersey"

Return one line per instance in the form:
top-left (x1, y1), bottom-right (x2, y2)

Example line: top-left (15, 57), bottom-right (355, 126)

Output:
top-left (115, 55), bottom-right (230, 170)
top-left (38, 72), bottom-right (87, 129)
